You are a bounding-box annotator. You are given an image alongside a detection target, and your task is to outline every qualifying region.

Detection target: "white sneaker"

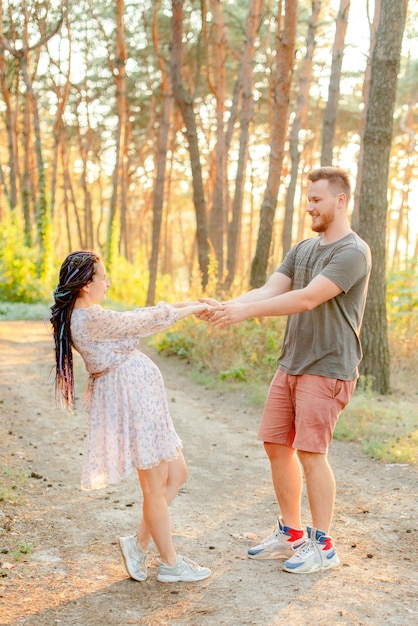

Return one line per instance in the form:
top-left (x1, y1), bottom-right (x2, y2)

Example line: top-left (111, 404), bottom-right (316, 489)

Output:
top-left (157, 554), bottom-right (211, 583)
top-left (118, 534), bottom-right (148, 581)
top-left (282, 527), bottom-right (340, 574)
top-left (247, 517), bottom-right (305, 560)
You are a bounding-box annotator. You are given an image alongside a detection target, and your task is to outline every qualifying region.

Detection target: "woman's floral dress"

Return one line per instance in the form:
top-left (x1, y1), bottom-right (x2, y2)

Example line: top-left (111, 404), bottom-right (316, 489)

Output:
top-left (70, 302), bottom-right (182, 490)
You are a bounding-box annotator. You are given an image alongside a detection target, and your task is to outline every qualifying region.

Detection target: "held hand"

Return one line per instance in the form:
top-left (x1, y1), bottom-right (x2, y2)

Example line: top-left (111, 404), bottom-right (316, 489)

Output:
top-left (210, 302), bottom-right (249, 328)
top-left (172, 301), bottom-right (201, 308)
top-left (196, 297), bottom-right (222, 321)
top-left (173, 302), bottom-right (209, 320)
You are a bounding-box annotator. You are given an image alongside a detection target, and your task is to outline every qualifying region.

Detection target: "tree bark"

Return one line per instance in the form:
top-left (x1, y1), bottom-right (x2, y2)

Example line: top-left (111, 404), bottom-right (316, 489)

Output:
top-left (282, 0), bottom-right (320, 258)
top-left (357, 0), bottom-right (408, 394)
top-left (170, 0), bottom-right (210, 288)
top-left (107, 0), bottom-right (130, 262)
top-left (250, 0), bottom-right (298, 288)
top-left (207, 0), bottom-right (227, 279)
top-left (147, 0), bottom-right (174, 306)
top-left (224, 0), bottom-right (263, 289)
top-left (351, 0), bottom-right (381, 230)
top-left (320, 0), bottom-right (350, 166)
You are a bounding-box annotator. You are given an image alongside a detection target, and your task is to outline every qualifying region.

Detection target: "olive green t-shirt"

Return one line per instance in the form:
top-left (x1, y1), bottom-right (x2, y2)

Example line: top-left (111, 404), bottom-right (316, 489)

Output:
top-left (276, 232), bottom-right (371, 380)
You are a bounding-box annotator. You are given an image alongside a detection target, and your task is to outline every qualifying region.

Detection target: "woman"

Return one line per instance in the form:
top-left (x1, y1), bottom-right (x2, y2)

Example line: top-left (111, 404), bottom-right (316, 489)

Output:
top-left (50, 250), bottom-right (211, 583)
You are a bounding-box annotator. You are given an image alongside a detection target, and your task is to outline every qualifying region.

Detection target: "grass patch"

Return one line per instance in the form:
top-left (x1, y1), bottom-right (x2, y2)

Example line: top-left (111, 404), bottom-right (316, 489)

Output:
top-left (334, 390), bottom-right (418, 464)
top-left (8, 541), bottom-right (34, 561)
top-left (0, 463), bottom-right (27, 506)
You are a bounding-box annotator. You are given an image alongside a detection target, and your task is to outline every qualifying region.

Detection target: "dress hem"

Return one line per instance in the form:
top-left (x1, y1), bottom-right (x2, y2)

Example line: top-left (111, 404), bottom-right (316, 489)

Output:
top-left (80, 449), bottom-right (183, 491)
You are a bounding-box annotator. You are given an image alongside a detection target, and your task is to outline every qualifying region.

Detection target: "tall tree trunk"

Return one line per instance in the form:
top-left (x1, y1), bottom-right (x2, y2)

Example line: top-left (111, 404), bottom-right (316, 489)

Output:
top-left (147, 1), bottom-right (174, 306)
top-left (282, 0), bottom-right (320, 258)
top-left (60, 141), bottom-right (84, 249)
top-left (320, 0), bottom-right (350, 166)
top-left (250, 0), bottom-right (298, 288)
top-left (107, 0), bottom-right (129, 262)
top-left (224, 0), bottom-right (263, 290)
top-left (391, 98), bottom-right (416, 270)
top-left (207, 0), bottom-right (227, 279)
top-left (0, 48), bottom-right (18, 211)
top-left (20, 57), bottom-right (49, 274)
top-left (170, 0), bottom-right (210, 289)
top-left (351, 0), bottom-right (381, 230)
top-left (22, 91), bottom-right (33, 245)
top-left (357, 0), bottom-right (408, 394)
top-left (51, 16), bottom-right (72, 220)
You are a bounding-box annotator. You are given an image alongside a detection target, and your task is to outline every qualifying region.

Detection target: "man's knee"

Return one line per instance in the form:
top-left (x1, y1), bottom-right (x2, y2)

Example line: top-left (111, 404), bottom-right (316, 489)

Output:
top-left (297, 449), bottom-right (327, 473)
top-left (264, 441), bottom-right (295, 460)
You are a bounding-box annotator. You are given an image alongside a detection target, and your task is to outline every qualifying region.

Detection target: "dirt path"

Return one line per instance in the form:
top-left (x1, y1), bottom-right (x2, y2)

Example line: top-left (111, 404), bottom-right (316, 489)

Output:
top-left (1, 320), bottom-right (418, 626)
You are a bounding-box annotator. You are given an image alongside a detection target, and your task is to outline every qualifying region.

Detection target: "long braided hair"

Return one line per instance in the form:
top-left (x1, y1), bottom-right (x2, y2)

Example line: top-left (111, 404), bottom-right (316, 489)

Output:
top-left (50, 251), bottom-right (100, 410)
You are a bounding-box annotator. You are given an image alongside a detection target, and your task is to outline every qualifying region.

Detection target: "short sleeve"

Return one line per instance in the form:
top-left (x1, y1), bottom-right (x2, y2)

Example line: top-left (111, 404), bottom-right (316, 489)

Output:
top-left (276, 246), bottom-right (298, 279)
top-left (320, 247), bottom-right (371, 293)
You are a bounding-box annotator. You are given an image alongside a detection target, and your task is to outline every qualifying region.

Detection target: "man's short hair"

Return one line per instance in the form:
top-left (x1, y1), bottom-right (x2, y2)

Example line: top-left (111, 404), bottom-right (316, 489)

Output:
top-left (307, 166), bottom-right (351, 205)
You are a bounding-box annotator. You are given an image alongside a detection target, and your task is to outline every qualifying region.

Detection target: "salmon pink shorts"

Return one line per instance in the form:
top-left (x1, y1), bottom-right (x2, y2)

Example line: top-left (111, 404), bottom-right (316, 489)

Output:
top-left (257, 369), bottom-right (357, 453)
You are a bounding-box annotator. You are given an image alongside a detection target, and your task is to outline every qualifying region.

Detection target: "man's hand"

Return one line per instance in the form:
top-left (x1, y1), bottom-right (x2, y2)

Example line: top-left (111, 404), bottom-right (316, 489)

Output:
top-left (195, 297), bottom-right (222, 321)
top-left (209, 302), bottom-right (250, 328)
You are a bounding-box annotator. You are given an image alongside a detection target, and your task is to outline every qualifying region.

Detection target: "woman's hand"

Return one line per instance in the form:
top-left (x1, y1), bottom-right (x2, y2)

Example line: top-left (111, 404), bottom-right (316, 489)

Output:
top-left (195, 297), bottom-right (222, 321)
top-left (172, 301), bottom-right (209, 320)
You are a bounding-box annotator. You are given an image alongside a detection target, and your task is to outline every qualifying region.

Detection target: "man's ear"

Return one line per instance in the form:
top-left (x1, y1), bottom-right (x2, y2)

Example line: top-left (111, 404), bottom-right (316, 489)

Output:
top-left (337, 192), bottom-right (346, 208)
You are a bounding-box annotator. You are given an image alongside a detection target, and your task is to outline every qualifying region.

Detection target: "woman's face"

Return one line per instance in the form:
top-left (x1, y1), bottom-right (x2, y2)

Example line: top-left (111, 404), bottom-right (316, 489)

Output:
top-left (87, 261), bottom-right (111, 303)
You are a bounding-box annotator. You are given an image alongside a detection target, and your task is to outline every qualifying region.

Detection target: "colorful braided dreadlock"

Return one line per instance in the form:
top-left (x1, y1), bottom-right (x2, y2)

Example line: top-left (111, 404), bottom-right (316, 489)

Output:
top-left (50, 251), bottom-right (100, 410)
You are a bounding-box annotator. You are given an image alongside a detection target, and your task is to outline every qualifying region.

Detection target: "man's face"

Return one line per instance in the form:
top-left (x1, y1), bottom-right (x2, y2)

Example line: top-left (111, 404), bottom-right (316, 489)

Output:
top-left (306, 179), bottom-right (339, 233)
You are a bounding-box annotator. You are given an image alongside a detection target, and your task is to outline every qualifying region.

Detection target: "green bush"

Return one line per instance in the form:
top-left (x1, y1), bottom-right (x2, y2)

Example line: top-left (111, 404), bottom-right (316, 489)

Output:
top-left (152, 315), bottom-right (284, 383)
top-left (0, 217), bottom-right (52, 303)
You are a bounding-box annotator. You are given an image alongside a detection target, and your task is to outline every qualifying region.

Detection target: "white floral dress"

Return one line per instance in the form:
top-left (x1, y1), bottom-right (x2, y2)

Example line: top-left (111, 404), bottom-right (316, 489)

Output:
top-left (70, 302), bottom-right (182, 490)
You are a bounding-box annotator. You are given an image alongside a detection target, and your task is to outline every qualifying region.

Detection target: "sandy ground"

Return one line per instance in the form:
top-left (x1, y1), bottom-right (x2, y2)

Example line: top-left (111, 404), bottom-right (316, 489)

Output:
top-left (0, 320), bottom-right (418, 626)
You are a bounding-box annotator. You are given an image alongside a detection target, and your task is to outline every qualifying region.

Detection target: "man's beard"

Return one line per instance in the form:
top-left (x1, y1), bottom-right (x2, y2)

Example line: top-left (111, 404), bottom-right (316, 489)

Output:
top-left (310, 208), bottom-right (335, 233)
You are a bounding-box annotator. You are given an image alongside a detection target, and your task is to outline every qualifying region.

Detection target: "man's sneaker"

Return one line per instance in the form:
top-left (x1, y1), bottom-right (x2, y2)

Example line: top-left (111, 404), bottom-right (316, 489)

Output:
top-left (282, 526), bottom-right (340, 574)
top-left (118, 534), bottom-right (148, 581)
top-left (157, 554), bottom-right (211, 583)
top-left (247, 517), bottom-right (305, 560)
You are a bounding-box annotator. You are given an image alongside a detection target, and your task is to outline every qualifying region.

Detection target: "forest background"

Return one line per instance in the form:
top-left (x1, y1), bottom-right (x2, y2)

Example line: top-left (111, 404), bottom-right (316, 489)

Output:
top-left (0, 0), bottom-right (417, 462)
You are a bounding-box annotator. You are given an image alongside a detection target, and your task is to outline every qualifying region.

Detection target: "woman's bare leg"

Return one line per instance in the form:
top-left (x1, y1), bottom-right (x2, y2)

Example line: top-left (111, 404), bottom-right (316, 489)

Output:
top-left (136, 450), bottom-right (188, 561)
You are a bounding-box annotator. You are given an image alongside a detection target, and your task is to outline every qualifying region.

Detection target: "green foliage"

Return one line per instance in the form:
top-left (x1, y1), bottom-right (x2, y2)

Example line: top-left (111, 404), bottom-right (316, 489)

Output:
top-left (334, 391), bottom-right (417, 464)
top-left (386, 266), bottom-right (418, 368)
top-left (9, 541), bottom-right (34, 561)
top-left (219, 366), bottom-right (248, 382)
top-left (152, 315), bottom-right (284, 383)
top-left (387, 265), bottom-right (418, 317)
top-left (104, 253), bottom-right (177, 307)
top-left (106, 254), bottom-right (149, 306)
top-left (154, 331), bottom-right (194, 359)
top-left (0, 217), bottom-right (53, 303)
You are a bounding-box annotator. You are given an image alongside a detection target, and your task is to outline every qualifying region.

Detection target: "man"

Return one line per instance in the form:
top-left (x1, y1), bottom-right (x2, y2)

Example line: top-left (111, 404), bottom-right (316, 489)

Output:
top-left (205, 166), bottom-right (371, 574)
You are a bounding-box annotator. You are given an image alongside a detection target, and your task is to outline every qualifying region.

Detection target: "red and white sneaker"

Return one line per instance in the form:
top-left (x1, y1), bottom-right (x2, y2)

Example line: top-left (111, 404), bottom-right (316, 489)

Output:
top-left (282, 526), bottom-right (340, 573)
top-left (247, 517), bottom-right (305, 560)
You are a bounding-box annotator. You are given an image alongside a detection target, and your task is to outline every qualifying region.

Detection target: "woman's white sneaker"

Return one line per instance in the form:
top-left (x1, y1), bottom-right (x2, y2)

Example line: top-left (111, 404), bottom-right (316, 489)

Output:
top-left (118, 534), bottom-right (148, 581)
top-left (157, 554), bottom-right (211, 583)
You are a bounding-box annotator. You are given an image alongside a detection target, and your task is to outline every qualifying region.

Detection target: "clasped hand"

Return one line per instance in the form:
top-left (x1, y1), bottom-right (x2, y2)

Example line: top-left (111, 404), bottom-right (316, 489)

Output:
top-left (196, 298), bottom-right (248, 328)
